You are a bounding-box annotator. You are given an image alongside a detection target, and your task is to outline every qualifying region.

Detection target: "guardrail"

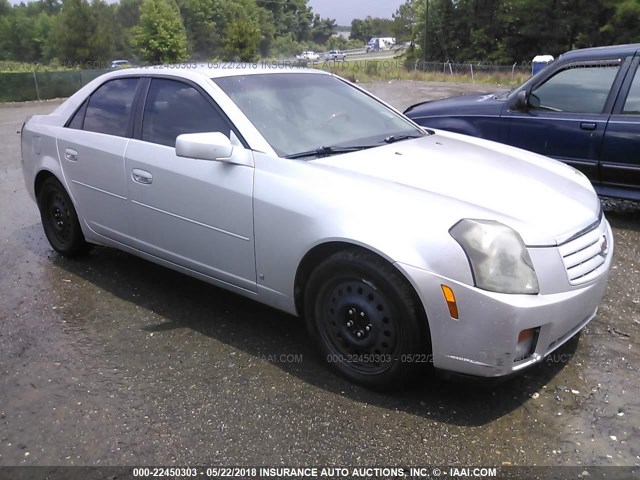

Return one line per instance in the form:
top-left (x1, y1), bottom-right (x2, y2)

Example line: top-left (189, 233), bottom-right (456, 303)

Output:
top-left (294, 48), bottom-right (400, 60)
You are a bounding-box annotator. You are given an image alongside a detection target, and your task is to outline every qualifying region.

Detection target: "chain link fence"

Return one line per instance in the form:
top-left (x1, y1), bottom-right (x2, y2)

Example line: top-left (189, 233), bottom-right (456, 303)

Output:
top-left (0, 69), bottom-right (111, 103)
top-left (0, 61), bottom-right (535, 103)
top-left (407, 60), bottom-right (532, 79)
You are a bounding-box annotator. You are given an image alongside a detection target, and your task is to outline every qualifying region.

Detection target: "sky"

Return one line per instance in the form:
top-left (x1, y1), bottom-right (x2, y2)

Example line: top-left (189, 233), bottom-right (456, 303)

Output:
top-left (308, 0), bottom-right (405, 25)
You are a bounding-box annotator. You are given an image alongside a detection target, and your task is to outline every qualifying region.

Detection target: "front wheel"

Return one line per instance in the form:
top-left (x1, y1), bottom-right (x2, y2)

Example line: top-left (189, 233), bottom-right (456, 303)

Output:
top-left (304, 250), bottom-right (430, 389)
top-left (37, 177), bottom-right (90, 257)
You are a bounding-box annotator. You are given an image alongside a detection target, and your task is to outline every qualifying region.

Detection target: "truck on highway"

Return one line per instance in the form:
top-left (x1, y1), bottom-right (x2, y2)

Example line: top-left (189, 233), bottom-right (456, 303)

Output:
top-left (366, 37), bottom-right (396, 52)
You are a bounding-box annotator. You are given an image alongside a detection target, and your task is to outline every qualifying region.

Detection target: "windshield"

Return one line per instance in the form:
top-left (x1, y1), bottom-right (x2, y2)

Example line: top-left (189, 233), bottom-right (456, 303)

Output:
top-left (213, 73), bottom-right (424, 158)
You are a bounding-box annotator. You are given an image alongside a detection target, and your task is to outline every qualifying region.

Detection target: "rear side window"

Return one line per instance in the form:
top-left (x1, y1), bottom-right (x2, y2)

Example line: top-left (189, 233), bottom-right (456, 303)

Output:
top-left (623, 67), bottom-right (640, 114)
top-left (531, 64), bottom-right (619, 114)
top-left (83, 78), bottom-right (139, 137)
top-left (142, 78), bottom-right (231, 148)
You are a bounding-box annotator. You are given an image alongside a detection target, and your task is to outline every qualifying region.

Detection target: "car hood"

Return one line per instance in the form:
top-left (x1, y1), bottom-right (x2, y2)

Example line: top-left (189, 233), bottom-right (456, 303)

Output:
top-left (405, 92), bottom-right (504, 116)
top-left (312, 131), bottom-right (600, 246)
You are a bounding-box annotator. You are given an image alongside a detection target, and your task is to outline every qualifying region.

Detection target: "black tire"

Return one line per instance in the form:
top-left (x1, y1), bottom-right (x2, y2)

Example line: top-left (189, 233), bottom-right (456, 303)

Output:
top-left (304, 249), bottom-right (430, 390)
top-left (37, 177), bottom-right (90, 257)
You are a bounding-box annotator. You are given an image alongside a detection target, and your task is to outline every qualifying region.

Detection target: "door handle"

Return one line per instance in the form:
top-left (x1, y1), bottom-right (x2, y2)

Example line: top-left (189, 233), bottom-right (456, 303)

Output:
top-left (580, 122), bottom-right (597, 131)
top-left (132, 168), bottom-right (153, 185)
top-left (64, 148), bottom-right (78, 162)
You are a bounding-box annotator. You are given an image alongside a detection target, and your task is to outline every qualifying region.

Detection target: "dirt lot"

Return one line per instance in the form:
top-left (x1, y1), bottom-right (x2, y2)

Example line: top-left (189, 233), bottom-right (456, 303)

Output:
top-left (0, 81), bottom-right (639, 469)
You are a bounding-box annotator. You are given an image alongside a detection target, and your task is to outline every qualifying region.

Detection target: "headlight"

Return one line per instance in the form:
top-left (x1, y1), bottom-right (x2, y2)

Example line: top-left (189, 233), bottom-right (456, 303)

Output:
top-left (450, 219), bottom-right (539, 294)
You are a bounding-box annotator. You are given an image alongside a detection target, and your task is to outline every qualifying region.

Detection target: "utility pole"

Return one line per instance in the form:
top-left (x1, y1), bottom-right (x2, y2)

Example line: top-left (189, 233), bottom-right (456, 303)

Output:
top-left (424, 0), bottom-right (428, 63)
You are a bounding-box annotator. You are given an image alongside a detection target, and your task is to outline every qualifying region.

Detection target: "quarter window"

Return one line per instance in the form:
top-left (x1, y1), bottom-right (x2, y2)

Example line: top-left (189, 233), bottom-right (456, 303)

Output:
top-left (623, 68), bottom-right (640, 114)
top-left (531, 64), bottom-right (619, 114)
top-left (142, 79), bottom-right (230, 148)
top-left (67, 99), bottom-right (88, 130)
top-left (83, 78), bottom-right (139, 136)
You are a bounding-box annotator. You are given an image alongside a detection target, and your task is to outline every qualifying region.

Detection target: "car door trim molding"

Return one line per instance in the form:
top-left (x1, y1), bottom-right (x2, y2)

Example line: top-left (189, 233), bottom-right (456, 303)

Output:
top-left (606, 119), bottom-right (640, 125)
top-left (130, 199), bottom-right (250, 241)
top-left (71, 179), bottom-right (127, 200)
top-left (501, 114), bottom-right (607, 122)
top-left (600, 162), bottom-right (640, 171)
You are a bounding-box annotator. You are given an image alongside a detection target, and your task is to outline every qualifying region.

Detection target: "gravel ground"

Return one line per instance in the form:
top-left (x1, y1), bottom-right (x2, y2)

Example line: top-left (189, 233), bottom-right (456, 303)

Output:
top-left (0, 82), bottom-right (638, 470)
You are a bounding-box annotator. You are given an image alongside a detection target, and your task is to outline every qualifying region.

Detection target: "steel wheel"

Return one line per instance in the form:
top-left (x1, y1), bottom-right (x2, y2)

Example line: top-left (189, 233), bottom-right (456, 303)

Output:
top-left (318, 277), bottom-right (398, 375)
top-left (304, 249), bottom-right (430, 389)
top-left (47, 191), bottom-right (73, 245)
top-left (37, 177), bottom-right (90, 257)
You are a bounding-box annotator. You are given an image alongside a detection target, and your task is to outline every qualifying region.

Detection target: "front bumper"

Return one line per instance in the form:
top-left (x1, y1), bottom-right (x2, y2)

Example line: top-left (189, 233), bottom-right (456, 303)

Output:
top-left (396, 220), bottom-right (613, 378)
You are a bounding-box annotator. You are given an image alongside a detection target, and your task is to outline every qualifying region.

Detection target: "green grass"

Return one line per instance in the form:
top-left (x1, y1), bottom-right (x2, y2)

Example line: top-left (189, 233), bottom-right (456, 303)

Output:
top-left (0, 61), bottom-right (80, 73)
top-left (317, 58), bottom-right (529, 87)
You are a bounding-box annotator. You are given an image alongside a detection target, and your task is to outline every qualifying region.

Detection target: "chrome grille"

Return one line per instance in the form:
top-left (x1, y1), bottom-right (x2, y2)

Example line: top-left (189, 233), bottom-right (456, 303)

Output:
top-left (559, 221), bottom-right (608, 285)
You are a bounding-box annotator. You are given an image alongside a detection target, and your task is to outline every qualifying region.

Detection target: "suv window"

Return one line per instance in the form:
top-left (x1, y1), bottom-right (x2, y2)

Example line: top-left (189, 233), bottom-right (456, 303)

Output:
top-left (142, 79), bottom-right (231, 148)
top-left (83, 78), bottom-right (139, 136)
top-left (623, 67), bottom-right (640, 114)
top-left (531, 64), bottom-right (619, 114)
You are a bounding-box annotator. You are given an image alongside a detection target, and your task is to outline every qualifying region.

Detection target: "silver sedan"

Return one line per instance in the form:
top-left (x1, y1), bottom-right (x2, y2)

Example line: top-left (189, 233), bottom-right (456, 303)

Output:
top-left (21, 65), bottom-right (613, 389)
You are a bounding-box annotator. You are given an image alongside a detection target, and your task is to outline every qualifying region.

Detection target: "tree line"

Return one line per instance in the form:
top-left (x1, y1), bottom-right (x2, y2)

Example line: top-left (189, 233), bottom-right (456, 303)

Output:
top-left (0, 0), bottom-right (362, 65)
top-left (387, 0), bottom-right (640, 63)
top-left (1, 0), bottom-right (639, 67)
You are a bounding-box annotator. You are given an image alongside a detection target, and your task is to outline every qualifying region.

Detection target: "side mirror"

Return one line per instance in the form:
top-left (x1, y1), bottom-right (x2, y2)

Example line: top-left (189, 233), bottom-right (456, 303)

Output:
top-left (175, 132), bottom-right (233, 161)
top-left (514, 90), bottom-right (529, 110)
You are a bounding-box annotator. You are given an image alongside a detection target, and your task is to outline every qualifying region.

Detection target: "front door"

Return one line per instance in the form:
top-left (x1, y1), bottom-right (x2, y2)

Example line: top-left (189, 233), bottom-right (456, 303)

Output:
top-left (125, 78), bottom-right (256, 291)
top-left (505, 62), bottom-right (622, 181)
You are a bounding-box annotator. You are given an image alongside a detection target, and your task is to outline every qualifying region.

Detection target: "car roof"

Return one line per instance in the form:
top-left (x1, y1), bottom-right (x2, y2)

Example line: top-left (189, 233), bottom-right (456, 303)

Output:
top-left (104, 63), bottom-right (329, 80)
top-left (559, 43), bottom-right (640, 62)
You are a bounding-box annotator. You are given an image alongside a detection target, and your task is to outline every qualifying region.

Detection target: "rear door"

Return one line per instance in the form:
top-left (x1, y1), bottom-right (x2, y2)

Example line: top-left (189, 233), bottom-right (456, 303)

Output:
top-left (505, 60), bottom-right (626, 181)
top-left (56, 77), bottom-right (140, 243)
top-left (600, 55), bottom-right (640, 197)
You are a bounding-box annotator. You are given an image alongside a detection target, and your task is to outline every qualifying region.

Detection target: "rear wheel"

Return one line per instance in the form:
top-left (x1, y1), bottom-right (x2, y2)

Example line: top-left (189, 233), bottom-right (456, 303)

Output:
top-left (304, 249), bottom-right (430, 389)
top-left (37, 177), bottom-right (90, 257)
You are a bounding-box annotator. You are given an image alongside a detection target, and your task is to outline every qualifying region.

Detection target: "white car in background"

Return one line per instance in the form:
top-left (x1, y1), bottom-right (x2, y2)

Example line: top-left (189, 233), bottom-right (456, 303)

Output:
top-left (325, 50), bottom-right (346, 61)
top-left (110, 59), bottom-right (131, 68)
top-left (296, 51), bottom-right (320, 62)
top-left (21, 65), bottom-right (613, 389)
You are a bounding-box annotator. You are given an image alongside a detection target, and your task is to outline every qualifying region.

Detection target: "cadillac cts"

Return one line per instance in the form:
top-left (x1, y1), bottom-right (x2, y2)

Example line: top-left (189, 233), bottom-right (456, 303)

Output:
top-left (21, 66), bottom-right (613, 389)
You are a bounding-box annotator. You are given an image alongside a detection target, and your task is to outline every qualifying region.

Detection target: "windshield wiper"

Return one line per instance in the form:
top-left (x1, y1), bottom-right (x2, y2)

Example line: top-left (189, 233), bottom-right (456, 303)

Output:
top-left (382, 133), bottom-right (424, 144)
top-left (284, 144), bottom-right (376, 159)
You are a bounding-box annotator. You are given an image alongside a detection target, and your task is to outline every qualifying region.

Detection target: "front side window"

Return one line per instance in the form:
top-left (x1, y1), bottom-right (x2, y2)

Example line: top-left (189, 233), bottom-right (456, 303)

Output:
top-left (623, 67), bottom-right (640, 114)
top-left (142, 79), bottom-right (231, 148)
top-left (531, 64), bottom-right (620, 114)
top-left (83, 78), bottom-right (139, 136)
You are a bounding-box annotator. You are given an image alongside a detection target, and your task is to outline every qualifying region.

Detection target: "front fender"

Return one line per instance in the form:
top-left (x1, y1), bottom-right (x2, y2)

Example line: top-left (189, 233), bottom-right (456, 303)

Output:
top-left (252, 153), bottom-right (474, 308)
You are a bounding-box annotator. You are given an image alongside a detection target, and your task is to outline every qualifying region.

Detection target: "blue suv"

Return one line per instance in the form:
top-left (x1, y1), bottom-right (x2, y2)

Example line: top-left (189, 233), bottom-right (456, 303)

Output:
top-left (405, 44), bottom-right (640, 201)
